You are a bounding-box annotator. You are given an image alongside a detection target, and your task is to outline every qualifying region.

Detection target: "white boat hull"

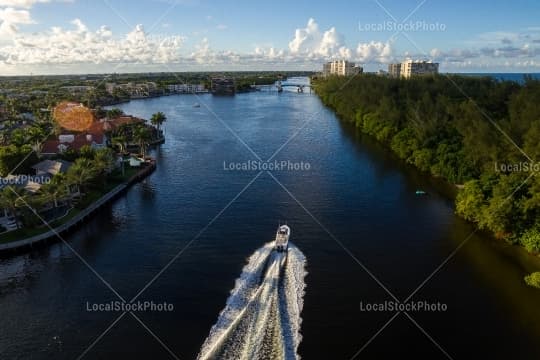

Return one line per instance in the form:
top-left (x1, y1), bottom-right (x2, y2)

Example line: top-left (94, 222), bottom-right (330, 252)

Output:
top-left (274, 225), bottom-right (290, 252)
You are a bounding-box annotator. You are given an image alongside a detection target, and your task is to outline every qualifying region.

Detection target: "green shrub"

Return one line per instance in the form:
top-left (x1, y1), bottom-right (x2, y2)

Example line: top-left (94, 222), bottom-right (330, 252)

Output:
top-left (520, 226), bottom-right (540, 254)
top-left (391, 128), bottom-right (418, 160)
top-left (524, 272), bottom-right (540, 289)
top-left (456, 180), bottom-right (485, 222)
top-left (410, 148), bottom-right (433, 172)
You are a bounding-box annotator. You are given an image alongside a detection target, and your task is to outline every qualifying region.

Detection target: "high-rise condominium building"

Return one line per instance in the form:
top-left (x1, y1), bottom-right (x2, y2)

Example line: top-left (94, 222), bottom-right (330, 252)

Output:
top-left (400, 60), bottom-right (439, 78)
top-left (322, 60), bottom-right (363, 76)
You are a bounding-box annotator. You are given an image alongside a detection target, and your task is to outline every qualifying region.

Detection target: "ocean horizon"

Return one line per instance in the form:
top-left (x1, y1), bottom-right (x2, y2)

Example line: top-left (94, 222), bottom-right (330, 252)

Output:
top-left (454, 72), bottom-right (540, 82)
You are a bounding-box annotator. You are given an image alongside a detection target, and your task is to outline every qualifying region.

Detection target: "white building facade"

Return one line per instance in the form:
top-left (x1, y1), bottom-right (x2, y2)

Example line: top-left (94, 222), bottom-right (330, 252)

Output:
top-left (322, 60), bottom-right (362, 76)
top-left (400, 60), bottom-right (439, 78)
top-left (167, 84), bottom-right (207, 93)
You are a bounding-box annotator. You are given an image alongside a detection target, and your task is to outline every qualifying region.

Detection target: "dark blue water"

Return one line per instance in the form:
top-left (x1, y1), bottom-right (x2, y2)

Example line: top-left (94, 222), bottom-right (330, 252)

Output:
top-left (457, 72), bottom-right (540, 83)
top-left (1, 78), bottom-right (540, 359)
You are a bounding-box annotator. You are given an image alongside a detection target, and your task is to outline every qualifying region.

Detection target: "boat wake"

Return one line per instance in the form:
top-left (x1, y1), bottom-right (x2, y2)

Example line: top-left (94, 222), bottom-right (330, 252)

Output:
top-left (197, 242), bottom-right (307, 360)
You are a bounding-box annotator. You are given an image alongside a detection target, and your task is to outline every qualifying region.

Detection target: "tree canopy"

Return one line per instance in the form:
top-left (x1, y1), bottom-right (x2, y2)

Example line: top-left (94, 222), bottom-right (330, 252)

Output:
top-left (314, 74), bottom-right (540, 251)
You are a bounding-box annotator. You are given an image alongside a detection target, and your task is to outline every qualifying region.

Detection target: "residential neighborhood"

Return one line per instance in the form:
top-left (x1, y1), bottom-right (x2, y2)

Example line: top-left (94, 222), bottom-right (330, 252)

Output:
top-left (0, 100), bottom-right (165, 241)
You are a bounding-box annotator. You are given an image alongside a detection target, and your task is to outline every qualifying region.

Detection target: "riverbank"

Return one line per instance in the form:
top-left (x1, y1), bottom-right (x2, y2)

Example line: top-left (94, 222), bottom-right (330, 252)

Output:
top-left (312, 75), bottom-right (540, 261)
top-left (99, 92), bottom-right (210, 107)
top-left (2, 82), bottom-right (540, 359)
top-left (0, 160), bottom-right (156, 255)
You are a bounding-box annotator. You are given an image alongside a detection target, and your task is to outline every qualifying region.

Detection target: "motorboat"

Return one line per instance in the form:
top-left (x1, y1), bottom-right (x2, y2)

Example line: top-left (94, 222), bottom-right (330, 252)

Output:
top-left (274, 225), bottom-right (290, 252)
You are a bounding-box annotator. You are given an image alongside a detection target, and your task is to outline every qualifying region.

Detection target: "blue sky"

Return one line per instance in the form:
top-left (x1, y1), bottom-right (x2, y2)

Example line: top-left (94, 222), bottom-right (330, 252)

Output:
top-left (0, 0), bottom-right (539, 74)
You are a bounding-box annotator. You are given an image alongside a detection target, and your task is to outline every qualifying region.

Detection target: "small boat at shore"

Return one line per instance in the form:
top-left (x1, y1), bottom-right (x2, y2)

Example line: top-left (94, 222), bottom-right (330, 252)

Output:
top-left (415, 190), bottom-right (427, 195)
top-left (274, 225), bottom-right (290, 252)
top-left (193, 103), bottom-right (201, 108)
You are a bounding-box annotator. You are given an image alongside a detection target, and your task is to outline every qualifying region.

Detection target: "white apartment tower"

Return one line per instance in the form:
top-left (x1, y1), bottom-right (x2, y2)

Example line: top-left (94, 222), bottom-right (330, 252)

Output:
top-left (323, 60), bottom-right (362, 76)
top-left (400, 60), bottom-right (439, 78)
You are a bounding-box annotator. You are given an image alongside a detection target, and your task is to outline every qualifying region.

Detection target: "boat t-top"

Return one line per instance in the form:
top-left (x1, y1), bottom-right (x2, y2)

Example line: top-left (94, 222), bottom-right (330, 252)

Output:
top-left (274, 225), bottom-right (290, 252)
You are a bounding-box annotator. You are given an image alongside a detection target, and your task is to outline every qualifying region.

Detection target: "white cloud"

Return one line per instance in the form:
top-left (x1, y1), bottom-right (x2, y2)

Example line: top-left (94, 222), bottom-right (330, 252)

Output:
top-left (0, 7), bottom-right (32, 23)
top-left (0, 7), bottom-right (34, 36)
top-left (190, 37), bottom-right (210, 63)
top-left (288, 18), bottom-right (350, 59)
top-left (0, 0), bottom-right (71, 8)
top-left (0, 16), bottom-right (538, 73)
top-left (253, 46), bottom-right (284, 61)
top-left (356, 41), bottom-right (392, 63)
top-left (288, 18), bottom-right (319, 54)
top-left (0, 16), bottom-right (397, 71)
top-left (0, 19), bottom-right (184, 65)
top-left (429, 29), bottom-right (540, 70)
top-left (286, 18), bottom-right (392, 64)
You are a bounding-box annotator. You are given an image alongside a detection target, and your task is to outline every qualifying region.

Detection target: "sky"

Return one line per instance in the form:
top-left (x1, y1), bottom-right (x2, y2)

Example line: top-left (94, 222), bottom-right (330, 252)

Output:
top-left (0, 0), bottom-right (539, 75)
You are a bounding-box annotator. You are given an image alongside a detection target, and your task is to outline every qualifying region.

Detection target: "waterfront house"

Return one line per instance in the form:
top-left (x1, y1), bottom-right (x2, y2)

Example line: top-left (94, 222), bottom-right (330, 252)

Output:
top-left (31, 159), bottom-right (80, 202)
top-left (0, 173), bottom-right (55, 231)
top-left (211, 77), bottom-right (235, 95)
top-left (167, 83), bottom-right (206, 94)
top-left (32, 159), bottom-right (72, 177)
top-left (105, 82), bottom-right (160, 98)
top-left (41, 130), bottom-right (108, 156)
top-left (42, 115), bottom-right (146, 156)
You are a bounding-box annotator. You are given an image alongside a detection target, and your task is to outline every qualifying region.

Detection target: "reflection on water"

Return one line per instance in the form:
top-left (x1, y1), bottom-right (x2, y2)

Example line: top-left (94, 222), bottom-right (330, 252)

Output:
top-left (0, 77), bottom-right (539, 359)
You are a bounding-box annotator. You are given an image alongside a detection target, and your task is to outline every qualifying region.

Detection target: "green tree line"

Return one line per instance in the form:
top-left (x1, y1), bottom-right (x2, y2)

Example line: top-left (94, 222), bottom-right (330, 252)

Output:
top-left (314, 74), bottom-right (540, 253)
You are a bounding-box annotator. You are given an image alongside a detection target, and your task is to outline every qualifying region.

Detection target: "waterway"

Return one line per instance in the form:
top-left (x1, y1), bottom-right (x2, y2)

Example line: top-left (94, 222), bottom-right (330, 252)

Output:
top-left (1, 77), bottom-right (540, 359)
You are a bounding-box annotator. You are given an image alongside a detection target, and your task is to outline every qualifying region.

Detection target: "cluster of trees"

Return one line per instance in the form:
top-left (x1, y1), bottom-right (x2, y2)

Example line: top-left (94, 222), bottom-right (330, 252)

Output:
top-left (0, 147), bottom-right (116, 229)
top-left (0, 123), bottom-right (50, 176)
top-left (0, 107), bottom-right (166, 178)
top-left (525, 272), bottom-right (540, 289)
top-left (314, 74), bottom-right (540, 253)
top-left (235, 74), bottom-right (283, 92)
top-left (0, 108), bottom-right (166, 233)
top-left (107, 110), bottom-right (166, 158)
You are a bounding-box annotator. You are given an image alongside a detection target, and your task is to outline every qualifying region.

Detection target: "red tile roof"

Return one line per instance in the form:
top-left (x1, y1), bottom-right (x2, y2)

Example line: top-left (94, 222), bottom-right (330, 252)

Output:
top-left (42, 116), bottom-right (143, 154)
top-left (42, 140), bottom-right (61, 154)
top-left (41, 133), bottom-right (106, 154)
top-left (107, 116), bottom-right (144, 128)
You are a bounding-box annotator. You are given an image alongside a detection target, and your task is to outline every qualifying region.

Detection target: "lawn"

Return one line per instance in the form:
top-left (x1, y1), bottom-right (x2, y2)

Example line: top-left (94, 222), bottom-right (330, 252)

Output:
top-left (0, 207), bottom-right (82, 244)
top-left (0, 165), bottom-right (147, 245)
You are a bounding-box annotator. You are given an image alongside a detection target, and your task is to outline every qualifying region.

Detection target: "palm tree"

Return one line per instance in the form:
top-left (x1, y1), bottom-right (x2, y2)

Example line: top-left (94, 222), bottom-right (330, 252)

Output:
top-left (106, 108), bottom-right (123, 119)
top-left (39, 175), bottom-right (69, 208)
top-left (18, 191), bottom-right (46, 228)
top-left (26, 126), bottom-right (45, 154)
top-left (94, 148), bottom-right (115, 173)
top-left (133, 125), bottom-right (152, 158)
top-left (66, 158), bottom-right (98, 197)
top-left (150, 112), bottom-right (167, 134)
top-left (0, 186), bottom-right (22, 229)
top-left (111, 134), bottom-right (128, 154)
top-left (93, 148), bottom-right (115, 185)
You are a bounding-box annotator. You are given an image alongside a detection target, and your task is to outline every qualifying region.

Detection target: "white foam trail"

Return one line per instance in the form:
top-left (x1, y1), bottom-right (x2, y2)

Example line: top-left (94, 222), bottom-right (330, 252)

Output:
top-left (280, 245), bottom-right (307, 359)
top-left (197, 242), bottom-right (307, 360)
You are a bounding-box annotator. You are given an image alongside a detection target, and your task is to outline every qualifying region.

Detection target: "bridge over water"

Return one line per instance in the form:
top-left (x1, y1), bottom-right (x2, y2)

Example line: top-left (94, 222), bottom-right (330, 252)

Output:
top-left (255, 81), bottom-right (312, 93)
